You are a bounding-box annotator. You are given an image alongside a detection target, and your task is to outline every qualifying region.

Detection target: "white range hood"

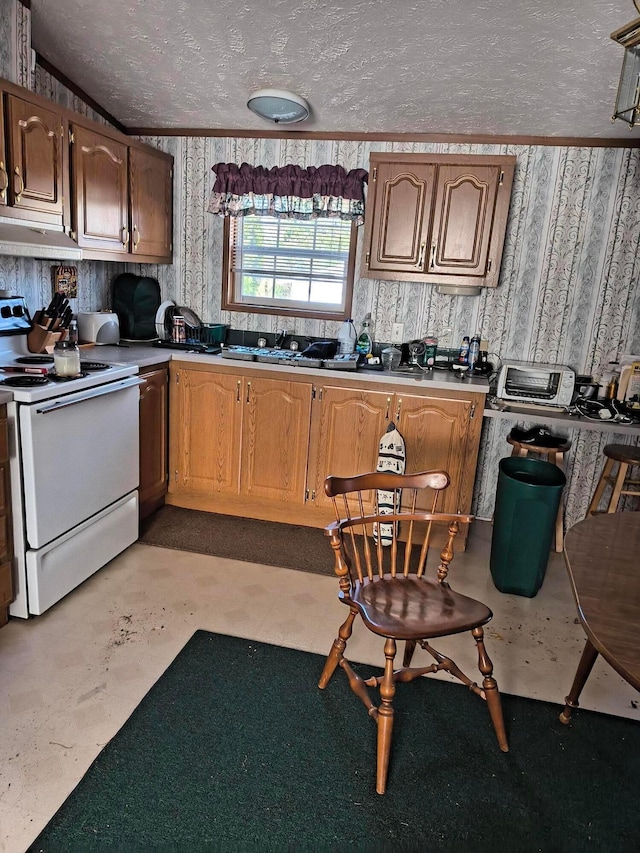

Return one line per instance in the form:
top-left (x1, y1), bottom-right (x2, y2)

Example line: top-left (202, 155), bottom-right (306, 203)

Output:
top-left (0, 218), bottom-right (83, 260)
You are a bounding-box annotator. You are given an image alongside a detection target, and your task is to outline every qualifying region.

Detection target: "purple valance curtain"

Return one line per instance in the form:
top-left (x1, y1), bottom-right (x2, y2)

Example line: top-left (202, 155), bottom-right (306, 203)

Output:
top-left (207, 163), bottom-right (368, 224)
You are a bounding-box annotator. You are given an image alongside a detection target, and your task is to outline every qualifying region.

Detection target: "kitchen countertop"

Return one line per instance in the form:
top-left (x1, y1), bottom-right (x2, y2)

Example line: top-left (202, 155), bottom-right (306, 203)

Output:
top-left (157, 348), bottom-right (492, 393)
top-left (84, 342), bottom-right (491, 393)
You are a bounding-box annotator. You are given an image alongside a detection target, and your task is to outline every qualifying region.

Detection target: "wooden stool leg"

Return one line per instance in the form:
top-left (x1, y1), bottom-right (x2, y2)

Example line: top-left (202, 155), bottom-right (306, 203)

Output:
top-left (559, 638), bottom-right (599, 724)
top-left (608, 461), bottom-right (629, 513)
top-left (551, 450), bottom-right (565, 552)
top-left (587, 457), bottom-right (615, 515)
top-left (376, 637), bottom-right (397, 795)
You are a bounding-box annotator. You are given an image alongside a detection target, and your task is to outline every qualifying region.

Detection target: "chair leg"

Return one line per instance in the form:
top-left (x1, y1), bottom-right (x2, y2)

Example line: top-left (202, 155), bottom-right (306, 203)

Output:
top-left (376, 637), bottom-right (397, 795)
top-left (318, 607), bottom-right (357, 689)
top-left (559, 638), bottom-right (599, 725)
top-left (403, 639), bottom-right (417, 667)
top-left (587, 457), bottom-right (614, 515)
top-left (472, 626), bottom-right (509, 753)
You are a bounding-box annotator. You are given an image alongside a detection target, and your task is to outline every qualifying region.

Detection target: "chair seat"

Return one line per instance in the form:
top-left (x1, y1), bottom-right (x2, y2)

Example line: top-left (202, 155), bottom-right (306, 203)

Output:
top-left (350, 576), bottom-right (493, 640)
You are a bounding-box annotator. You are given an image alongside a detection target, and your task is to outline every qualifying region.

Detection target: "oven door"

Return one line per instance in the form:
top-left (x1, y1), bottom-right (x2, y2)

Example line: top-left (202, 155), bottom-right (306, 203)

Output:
top-left (19, 378), bottom-right (141, 549)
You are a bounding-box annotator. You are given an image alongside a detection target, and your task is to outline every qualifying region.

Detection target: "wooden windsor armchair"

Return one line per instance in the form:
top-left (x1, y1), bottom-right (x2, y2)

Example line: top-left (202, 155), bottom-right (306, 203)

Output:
top-left (318, 470), bottom-right (508, 794)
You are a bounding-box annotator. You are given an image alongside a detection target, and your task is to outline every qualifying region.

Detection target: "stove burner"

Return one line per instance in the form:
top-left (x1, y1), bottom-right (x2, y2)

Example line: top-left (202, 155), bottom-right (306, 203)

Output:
top-left (80, 361), bottom-right (111, 371)
top-left (0, 375), bottom-right (49, 387)
top-left (48, 371), bottom-right (89, 382)
top-left (14, 355), bottom-right (54, 365)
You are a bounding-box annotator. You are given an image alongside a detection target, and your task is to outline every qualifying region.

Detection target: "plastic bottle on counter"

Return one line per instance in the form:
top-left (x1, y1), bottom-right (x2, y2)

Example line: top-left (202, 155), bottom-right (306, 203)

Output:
top-left (458, 336), bottom-right (470, 364)
top-left (356, 314), bottom-right (373, 356)
top-left (338, 318), bottom-right (357, 354)
top-left (67, 319), bottom-right (78, 344)
top-left (468, 335), bottom-right (481, 371)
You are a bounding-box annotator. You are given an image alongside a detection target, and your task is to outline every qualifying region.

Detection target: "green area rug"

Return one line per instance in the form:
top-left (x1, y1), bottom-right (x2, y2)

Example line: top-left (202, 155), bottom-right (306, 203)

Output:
top-left (30, 631), bottom-right (640, 852)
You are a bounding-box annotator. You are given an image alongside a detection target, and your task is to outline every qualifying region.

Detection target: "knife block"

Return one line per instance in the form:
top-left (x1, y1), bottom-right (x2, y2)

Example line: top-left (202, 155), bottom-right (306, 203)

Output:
top-left (28, 324), bottom-right (67, 354)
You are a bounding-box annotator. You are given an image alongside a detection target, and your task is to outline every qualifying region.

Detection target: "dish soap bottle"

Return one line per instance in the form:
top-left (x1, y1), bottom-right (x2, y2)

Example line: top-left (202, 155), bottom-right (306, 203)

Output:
top-left (356, 313), bottom-right (373, 356)
top-left (338, 318), bottom-right (357, 354)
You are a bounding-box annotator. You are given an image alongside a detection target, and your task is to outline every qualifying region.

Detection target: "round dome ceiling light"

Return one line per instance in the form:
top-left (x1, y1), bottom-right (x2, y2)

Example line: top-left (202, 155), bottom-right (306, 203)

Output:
top-left (247, 89), bottom-right (310, 124)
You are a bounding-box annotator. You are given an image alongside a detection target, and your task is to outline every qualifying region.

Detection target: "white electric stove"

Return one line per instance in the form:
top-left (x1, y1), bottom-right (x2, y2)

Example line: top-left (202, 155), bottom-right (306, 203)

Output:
top-left (0, 296), bottom-right (142, 618)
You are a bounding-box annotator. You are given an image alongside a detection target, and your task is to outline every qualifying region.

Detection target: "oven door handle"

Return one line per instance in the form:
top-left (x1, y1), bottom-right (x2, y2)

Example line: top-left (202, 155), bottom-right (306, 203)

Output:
top-left (33, 377), bottom-right (144, 414)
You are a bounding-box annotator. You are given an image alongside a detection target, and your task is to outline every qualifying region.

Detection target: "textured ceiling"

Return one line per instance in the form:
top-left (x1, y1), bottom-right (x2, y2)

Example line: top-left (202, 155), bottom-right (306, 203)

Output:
top-left (29, 0), bottom-right (640, 139)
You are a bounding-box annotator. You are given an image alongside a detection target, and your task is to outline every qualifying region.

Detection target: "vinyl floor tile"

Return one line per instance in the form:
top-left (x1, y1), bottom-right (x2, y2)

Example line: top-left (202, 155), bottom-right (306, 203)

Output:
top-left (0, 522), bottom-right (638, 853)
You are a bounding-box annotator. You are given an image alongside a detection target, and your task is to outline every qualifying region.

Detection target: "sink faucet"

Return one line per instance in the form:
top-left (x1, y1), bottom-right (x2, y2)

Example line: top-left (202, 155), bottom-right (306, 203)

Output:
top-left (275, 329), bottom-right (288, 348)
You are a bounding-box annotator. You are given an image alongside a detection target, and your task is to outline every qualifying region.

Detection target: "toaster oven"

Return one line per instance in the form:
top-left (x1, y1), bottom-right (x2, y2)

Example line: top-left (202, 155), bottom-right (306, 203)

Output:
top-left (495, 361), bottom-right (575, 407)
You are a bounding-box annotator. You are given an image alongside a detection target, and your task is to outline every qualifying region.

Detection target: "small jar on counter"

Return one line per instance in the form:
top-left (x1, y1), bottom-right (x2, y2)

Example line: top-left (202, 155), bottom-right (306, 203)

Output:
top-left (53, 340), bottom-right (81, 377)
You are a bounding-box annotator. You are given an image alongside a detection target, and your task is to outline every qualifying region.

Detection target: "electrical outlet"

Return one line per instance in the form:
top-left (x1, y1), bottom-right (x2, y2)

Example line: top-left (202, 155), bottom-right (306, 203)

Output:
top-left (391, 323), bottom-right (404, 344)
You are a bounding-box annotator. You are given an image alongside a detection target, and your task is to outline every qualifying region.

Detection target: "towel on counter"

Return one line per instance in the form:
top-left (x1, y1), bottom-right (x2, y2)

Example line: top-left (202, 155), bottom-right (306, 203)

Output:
top-left (374, 422), bottom-right (406, 546)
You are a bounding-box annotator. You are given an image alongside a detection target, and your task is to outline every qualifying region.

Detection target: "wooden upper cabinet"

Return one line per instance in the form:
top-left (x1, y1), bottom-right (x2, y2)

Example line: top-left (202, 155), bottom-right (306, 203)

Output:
top-left (71, 125), bottom-right (128, 253)
top-left (129, 147), bottom-right (173, 261)
top-left (3, 94), bottom-right (64, 222)
top-left (0, 96), bottom-right (7, 209)
top-left (362, 153), bottom-right (515, 290)
top-left (430, 165), bottom-right (499, 278)
top-left (364, 162), bottom-right (436, 274)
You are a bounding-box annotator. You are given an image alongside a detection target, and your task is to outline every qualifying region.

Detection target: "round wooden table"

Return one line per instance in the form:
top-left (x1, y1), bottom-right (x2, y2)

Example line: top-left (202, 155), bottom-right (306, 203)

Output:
top-left (560, 512), bottom-right (640, 723)
top-left (559, 512), bottom-right (640, 723)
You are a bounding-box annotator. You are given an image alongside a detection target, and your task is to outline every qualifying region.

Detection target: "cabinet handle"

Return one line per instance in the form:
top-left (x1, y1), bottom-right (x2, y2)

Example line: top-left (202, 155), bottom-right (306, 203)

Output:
top-left (246, 381), bottom-right (251, 403)
top-left (418, 242), bottom-right (426, 268)
top-left (385, 396), bottom-right (391, 421)
top-left (236, 379), bottom-right (241, 402)
top-left (14, 167), bottom-right (24, 203)
top-left (133, 224), bottom-right (140, 248)
top-left (0, 161), bottom-right (7, 201)
top-left (429, 242), bottom-right (437, 269)
top-left (395, 399), bottom-right (402, 423)
top-left (121, 226), bottom-right (129, 247)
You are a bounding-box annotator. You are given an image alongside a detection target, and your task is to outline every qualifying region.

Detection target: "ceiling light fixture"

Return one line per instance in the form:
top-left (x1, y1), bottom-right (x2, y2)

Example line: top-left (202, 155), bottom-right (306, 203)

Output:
top-left (610, 1), bottom-right (640, 127)
top-left (247, 89), bottom-right (310, 124)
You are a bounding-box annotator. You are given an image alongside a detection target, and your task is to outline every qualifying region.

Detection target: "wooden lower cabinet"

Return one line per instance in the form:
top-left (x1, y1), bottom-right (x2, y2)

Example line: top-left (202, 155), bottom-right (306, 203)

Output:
top-left (168, 363), bottom-right (313, 518)
top-left (167, 361), bottom-right (484, 543)
top-left (139, 364), bottom-right (169, 521)
top-left (0, 406), bottom-right (14, 627)
top-left (309, 386), bottom-right (480, 531)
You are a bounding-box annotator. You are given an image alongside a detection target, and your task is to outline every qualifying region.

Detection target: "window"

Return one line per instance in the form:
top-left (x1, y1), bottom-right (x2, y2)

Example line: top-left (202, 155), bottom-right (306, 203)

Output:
top-left (222, 215), bottom-right (357, 320)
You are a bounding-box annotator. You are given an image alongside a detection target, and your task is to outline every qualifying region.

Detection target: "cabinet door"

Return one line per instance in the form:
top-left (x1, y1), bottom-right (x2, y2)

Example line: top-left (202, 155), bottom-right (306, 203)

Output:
top-left (240, 377), bottom-right (312, 505)
top-left (312, 385), bottom-right (391, 510)
top-left (5, 94), bottom-right (63, 218)
top-left (71, 125), bottom-right (129, 252)
top-left (395, 393), bottom-right (473, 515)
top-left (139, 366), bottom-right (168, 520)
top-left (130, 147), bottom-right (173, 261)
top-left (364, 161), bottom-right (436, 274)
top-left (429, 165), bottom-right (500, 278)
top-left (169, 367), bottom-right (242, 496)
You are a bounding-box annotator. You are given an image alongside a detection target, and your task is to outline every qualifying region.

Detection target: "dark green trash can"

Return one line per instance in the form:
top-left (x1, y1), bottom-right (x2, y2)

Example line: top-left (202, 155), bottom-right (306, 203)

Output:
top-left (490, 456), bottom-right (566, 598)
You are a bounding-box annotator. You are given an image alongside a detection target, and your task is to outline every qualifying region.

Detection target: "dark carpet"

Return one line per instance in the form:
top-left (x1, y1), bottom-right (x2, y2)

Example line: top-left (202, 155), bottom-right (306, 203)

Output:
top-left (30, 631), bottom-right (640, 853)
top-left (139, 505), bottom-right (332, 575)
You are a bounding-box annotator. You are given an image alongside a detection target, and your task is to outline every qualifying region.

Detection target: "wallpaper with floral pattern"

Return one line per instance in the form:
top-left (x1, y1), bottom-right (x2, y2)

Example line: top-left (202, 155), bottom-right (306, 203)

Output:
top-left (0, 0), bottom-right (638, 529)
